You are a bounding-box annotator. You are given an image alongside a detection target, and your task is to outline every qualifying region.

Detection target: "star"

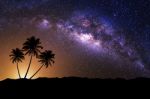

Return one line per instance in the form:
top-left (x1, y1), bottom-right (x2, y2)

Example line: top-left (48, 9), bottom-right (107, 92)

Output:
top-left (38, 19), bottom-right (51, 29)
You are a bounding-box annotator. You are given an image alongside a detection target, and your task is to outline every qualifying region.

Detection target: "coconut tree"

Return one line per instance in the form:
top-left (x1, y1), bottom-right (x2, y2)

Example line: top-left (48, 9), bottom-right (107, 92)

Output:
top-left (30, 50), bottom-right (55, 79)
top-left (23, 36), bottom-right (43, 78)
top-left (10, 48), bottom-right (25, 78)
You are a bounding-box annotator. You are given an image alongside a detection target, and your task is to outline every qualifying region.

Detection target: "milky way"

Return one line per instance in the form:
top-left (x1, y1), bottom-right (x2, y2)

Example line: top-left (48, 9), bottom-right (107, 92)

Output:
top-left (56, 11), bottom-right (145, 70)
top-left (0, 0), bottom-right (150, 79)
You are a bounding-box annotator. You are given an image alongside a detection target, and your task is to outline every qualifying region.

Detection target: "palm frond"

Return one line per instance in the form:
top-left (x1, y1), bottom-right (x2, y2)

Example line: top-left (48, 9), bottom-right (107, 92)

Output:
top-left (9, 48), bottom-right (25, 64)
top-left (38, 50), bottom-right (55, 68)
top-left (22, 36), bottom-right (43, 57)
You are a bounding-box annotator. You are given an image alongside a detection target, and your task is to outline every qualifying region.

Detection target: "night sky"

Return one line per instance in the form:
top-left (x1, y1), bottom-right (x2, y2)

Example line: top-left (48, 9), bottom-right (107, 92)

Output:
top-left (0, 0), bottom-right (150, 80)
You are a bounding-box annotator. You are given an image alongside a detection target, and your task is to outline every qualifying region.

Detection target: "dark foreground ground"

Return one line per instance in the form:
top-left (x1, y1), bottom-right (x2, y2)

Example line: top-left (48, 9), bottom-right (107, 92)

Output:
top-left (0, 77), bottom-right (150, 97)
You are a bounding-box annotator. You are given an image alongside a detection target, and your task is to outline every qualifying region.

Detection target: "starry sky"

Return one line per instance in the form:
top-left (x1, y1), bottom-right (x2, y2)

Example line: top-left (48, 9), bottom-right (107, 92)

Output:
top-left (0, 0), bottom-right (150, 80)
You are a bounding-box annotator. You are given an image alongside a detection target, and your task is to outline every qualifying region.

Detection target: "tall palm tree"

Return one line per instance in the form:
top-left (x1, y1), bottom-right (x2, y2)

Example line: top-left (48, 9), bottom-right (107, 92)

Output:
top-left (10, 48), bottom-right (25, 78)
top-left (30, 50), bottom-right (55, 79)
top-left (23, 36), bottom-right (43, 78)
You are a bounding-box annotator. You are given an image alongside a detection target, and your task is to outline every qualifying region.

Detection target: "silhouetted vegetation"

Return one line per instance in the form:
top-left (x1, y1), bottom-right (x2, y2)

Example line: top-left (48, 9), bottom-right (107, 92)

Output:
top-left (30, 50), bottom-right (55, 79)
top-left (22, 36), bottom-right (43, 78)
top-left (9, 48), bottom-right (25, 78)
top-left (9, 36), bottom-right (55, 79)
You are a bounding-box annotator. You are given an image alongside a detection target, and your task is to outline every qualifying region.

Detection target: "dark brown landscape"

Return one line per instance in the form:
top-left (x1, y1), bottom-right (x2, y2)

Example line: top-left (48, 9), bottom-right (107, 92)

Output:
top-left (0, 77), bottom-right (150, 98)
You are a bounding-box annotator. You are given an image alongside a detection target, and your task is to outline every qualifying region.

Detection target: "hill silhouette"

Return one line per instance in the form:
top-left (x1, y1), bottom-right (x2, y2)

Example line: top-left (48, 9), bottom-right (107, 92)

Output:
top-left (0, 77), bottom-right (150, 97)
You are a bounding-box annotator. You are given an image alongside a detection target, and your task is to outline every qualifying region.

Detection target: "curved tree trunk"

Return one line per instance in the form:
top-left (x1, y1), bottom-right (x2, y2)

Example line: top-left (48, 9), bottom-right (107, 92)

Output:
top-left (24, 55), bottom-right (32, 78)
top-left (30, 65), bottom-right (44, 79)
top-left (17, 63), bottom-right (21, 78)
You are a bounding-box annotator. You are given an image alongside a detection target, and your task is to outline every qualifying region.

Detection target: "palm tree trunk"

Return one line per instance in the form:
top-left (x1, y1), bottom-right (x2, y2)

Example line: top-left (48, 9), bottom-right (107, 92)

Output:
top-left (17, 63), bottom-right (21, 78)
top-left (24, 55), bottom-right (32, 78)
top-left (30, 65), bottom-right (44, 79)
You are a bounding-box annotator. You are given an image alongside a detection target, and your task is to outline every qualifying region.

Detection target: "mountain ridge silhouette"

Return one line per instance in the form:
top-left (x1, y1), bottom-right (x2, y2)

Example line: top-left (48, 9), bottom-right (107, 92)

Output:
top-left (0, 77), bottom-right (150, 97)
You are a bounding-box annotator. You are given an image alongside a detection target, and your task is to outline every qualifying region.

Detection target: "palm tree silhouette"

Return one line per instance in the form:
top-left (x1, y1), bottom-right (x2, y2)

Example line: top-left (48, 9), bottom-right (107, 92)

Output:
top-left (30, 50), bottom-right (55, 79)
top-left (23, 36), bottom-right (43, 78)
top-left (9, 48), bottom-right (25, 78)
